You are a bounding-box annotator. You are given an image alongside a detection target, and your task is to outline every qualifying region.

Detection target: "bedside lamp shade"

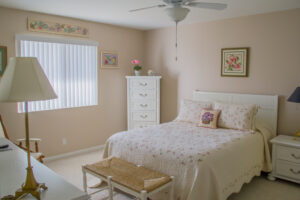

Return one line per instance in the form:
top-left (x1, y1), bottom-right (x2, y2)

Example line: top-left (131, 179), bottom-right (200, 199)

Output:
top-left (0, 57), bottom-right (57, 102)
top-left (288, 87), bottom-right (300, 103)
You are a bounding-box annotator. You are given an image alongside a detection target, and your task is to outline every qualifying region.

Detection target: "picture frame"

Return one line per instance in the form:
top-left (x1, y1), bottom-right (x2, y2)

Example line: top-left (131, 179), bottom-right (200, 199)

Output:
top-left (101, 51), bottom-right (119, 69)
top-left (0, 46), bottom-right (7, 77)
top-left (27, 18), bottom-right (89, 38)
top-left (221, 47), bottom-right (249, 77)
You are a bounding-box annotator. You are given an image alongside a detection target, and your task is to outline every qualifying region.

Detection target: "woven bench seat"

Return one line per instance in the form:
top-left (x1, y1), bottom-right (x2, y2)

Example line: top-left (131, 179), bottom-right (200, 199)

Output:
top-left (82, 157), bottom-right (174, 200)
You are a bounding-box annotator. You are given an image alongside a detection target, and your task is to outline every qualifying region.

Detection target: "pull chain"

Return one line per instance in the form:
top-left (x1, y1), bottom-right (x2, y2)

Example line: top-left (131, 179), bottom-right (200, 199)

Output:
top-left (175, 21), bottom-right (178, 61)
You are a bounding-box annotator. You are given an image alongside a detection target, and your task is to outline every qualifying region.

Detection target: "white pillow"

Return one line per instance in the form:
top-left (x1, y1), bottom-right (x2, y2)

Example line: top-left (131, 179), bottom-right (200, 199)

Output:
top-left (214, 102), bottom-right (258, 130)
top-left (175, 99), bottom-right (212, 123)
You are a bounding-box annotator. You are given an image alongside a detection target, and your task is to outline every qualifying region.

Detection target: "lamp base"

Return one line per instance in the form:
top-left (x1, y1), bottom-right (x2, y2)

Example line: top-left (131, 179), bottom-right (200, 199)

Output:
top-left (15, 167), bottom-right (47, 200)
top-left (293, 132), bottom-right (300, 140)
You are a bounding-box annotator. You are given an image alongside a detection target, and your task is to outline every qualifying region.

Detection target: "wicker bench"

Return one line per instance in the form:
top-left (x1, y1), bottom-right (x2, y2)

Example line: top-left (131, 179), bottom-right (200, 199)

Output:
top-left (82, 157), bottom-right (174, 200)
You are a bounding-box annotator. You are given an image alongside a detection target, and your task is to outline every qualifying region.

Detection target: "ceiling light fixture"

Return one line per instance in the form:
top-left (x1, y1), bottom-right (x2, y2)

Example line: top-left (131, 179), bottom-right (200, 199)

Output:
top-left (165, 6), bottom-right (190, 61)
top-left (130, 0), bottom-right (227, 61)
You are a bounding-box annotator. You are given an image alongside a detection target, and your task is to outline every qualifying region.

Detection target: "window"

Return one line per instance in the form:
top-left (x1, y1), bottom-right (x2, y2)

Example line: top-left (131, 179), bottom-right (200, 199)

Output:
top-left (16, 34), bottom-right (98, 112)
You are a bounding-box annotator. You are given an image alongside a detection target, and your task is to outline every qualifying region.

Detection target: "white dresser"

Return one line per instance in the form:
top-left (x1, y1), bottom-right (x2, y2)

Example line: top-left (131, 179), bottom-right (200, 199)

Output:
top-left (126, 76), bottom-right (161, 130)
top-left (268, 135), bottom-right (300, 184)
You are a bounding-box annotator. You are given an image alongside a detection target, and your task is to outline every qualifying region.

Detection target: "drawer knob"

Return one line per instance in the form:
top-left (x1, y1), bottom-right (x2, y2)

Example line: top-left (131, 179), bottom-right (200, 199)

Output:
top-left (140, 104), bottom-right (148, 108)
top-left (139, 82), bottom-right (148, 86)
top-left (291, 153), bottom-right (300, 159)
top-left (140, 115), bottom-right (148, 119)
top-left (139, 93), bottom-right (148, 97)
top-left (289, 168), bottom-right (300, 174)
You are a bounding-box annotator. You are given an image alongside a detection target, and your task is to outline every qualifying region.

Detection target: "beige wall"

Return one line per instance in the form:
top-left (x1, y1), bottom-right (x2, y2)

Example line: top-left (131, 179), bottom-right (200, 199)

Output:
top-left (0, 7), bottom-right (145, 156)
top-left (1, 7), bottom-right (299, 157)
top-left (145, 9), bottom-right (300, 135)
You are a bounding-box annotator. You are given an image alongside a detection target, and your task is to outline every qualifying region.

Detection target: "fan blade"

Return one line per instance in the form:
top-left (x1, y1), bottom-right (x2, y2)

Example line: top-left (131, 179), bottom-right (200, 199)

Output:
top-left (187, 2), bottom-right (227, 10)
top-left (129, 4), bottom-right (166, 12)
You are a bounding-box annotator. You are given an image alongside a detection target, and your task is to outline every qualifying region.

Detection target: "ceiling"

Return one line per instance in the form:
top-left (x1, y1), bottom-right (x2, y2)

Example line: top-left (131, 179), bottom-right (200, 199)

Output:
top-left (0, 0), bottom-right (299, 30)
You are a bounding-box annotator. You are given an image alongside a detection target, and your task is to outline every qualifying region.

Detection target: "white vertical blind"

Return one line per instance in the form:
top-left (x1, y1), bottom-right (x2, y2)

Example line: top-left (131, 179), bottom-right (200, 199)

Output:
top-left (17, 36), bottom-right (98, 112)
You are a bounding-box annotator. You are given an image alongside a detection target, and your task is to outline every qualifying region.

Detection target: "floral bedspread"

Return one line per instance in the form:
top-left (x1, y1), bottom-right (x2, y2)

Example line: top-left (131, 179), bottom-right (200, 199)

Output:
top-left (103, 121), bottom-right (272, 200)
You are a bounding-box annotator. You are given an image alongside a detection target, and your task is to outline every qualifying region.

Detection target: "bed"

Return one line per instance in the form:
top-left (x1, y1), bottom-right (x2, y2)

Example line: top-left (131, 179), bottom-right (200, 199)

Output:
top-left (103, 91), bottom-right (278, 200)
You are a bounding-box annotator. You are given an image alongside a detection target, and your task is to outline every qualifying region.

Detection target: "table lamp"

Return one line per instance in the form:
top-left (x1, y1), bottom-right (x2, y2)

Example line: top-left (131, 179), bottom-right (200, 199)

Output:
top-left (0, 57), bottom-right (57, 199)
top-left (288, 87), bottom-right (300, 140)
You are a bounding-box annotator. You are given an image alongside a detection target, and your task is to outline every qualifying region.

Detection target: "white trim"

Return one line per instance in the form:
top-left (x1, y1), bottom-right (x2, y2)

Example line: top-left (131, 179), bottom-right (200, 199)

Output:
top-left (44, 144), bottom-right (105, 163)
top-left (15, 33), bottom-right (99, 46)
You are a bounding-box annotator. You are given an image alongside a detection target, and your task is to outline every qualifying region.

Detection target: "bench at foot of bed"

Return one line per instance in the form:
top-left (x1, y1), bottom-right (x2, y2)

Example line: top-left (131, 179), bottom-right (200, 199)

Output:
top-left (82, 157), bottom-right (175, 200)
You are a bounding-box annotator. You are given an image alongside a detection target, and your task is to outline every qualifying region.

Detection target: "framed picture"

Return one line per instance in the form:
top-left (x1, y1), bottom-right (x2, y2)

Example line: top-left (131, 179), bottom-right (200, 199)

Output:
top-left (221, 47), bottom-right (249, 77)
top-left (28, 18), bottom-right (89, 38)
top-left (101, 51), bottom-right (119, 69)
top-left (0, 46), bottom-right (7, 77)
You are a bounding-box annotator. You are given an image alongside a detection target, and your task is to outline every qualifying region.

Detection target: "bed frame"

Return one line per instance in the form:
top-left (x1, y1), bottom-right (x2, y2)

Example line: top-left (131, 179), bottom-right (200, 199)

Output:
top-left (193, 90), bottom-right (279, 134)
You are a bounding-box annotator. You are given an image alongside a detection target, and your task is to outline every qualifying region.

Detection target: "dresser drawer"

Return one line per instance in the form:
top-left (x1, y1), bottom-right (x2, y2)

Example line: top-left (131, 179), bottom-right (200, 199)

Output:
top-left (276, 160), bottom-right (300, 181)
top-left (130, 79), bottom-right (156, 89)
top-left (132, 111), bottom-right (156, 121)
top-left (277, 145), bottom-right (300, 164)
top-left (132, 121), bottom-right (157, 129)
top-left (131, 100), bottom-right (156, 111)
top-left (131, 89), bottom-right (156, 99)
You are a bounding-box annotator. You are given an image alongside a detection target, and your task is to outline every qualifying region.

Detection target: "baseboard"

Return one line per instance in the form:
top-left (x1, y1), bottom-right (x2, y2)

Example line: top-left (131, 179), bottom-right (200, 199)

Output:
top-left (44, 144), bottom-right (105, 163)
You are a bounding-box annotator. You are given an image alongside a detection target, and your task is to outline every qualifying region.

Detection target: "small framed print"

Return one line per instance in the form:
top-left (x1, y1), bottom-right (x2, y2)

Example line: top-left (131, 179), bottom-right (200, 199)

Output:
top-left (101, 51), bottom-right (119, 69)
top-left (0, 46), bottom-right (7, 76)
top-left (221, 47), bottom-right (249, 77)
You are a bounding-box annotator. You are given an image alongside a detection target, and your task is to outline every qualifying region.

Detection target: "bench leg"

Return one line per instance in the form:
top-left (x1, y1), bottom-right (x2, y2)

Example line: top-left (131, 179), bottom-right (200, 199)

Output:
top-left (107, 176), bottom-right (113, 200)
top-left (82, 168), bottom-right (87, 193)
top-left (169, 176), bottom-right (175, 200)
top-left (141, 190), bottom-right (147, 200)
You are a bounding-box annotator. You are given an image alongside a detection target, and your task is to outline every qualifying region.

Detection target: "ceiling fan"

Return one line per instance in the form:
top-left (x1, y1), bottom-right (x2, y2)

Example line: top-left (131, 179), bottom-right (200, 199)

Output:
top-left (129, 0), bottom-right (227, 23)
top-left (130, 0), bottom-right (227, 61)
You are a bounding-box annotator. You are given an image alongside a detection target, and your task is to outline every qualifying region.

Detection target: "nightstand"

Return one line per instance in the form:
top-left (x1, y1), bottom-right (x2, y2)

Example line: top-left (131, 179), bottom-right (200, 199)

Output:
top-left (268, 135), bottom-right (300, 183)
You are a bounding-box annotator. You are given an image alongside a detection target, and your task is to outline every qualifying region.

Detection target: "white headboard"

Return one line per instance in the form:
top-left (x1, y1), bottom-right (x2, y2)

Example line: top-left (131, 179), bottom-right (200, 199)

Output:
top-left (193, 90), bottom-right (278, 133)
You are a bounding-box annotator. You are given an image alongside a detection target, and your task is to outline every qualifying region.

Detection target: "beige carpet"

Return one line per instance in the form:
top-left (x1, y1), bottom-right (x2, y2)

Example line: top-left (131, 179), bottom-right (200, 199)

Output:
top-left (46, 149), bottom-right (300, 200)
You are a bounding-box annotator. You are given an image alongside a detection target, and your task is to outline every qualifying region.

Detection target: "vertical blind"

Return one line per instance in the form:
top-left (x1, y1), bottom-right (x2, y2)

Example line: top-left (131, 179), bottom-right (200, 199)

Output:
top-left (16, 35), bottom-right (98, 112)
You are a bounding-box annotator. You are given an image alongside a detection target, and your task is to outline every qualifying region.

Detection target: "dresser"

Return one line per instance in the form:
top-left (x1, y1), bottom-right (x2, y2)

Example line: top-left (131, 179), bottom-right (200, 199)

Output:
top-left (126, 76), bottom-right (161, 130)
top-left (268, 135), bottom-right (300, 184)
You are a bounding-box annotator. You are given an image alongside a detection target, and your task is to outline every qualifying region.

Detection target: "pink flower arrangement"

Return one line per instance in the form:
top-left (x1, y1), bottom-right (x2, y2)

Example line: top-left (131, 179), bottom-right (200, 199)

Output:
top-left (131, 59), bottom-right (139, 65)
top-left (131, 59), bottom-right (142, 71)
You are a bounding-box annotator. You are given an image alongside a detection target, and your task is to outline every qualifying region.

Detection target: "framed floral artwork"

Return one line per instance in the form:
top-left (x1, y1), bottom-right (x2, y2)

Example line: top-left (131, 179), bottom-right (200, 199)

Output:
top-left (0, 46), bottom-right (7, 77)
top-left (221, 47), bottom-right (249, 77)
top-left (28, 18), bottom-right (89, 37)
top-left (101, 51), bottom-right (119, 69)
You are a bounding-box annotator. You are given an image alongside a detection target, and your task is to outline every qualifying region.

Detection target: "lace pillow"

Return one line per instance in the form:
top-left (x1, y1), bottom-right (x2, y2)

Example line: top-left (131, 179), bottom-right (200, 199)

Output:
top-left (214, 102), bottom-right (258, 130)
top-left (175, 99), bottom-right (212, 123)
top-left (197, 109), bottom-right (221, 129)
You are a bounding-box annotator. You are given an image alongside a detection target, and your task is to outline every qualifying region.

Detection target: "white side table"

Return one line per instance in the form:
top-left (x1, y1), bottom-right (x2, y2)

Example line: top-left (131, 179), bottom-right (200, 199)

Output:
top-left (0, 138), bottom-right (90, 200)
top-left (268, 135), bottom-right (300, 183)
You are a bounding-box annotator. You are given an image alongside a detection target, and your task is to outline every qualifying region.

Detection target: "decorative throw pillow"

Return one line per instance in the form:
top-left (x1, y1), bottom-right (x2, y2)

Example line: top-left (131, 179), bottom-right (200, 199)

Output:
top-left (175, 99), bottom-right (212, 123)
top-left (214, 102), bottom-right (258, 130)
top-left (197, 109), bottom-right (221, 129)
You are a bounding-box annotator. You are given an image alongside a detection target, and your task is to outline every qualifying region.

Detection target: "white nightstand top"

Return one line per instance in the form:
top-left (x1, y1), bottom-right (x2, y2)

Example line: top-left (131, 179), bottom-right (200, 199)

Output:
top-left (126, 76), bottom-right (161, 79)
top-left (270, 135), bottom-right (300, 148)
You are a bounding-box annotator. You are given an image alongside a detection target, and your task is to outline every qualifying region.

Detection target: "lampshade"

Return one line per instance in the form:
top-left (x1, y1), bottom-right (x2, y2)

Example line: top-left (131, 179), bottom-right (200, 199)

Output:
top-left (165, 6), bottom-right (190, 22)
top-left (288, 87), bottom-right (300, 103)
top-left (0, 57), bottom-right (57, 102)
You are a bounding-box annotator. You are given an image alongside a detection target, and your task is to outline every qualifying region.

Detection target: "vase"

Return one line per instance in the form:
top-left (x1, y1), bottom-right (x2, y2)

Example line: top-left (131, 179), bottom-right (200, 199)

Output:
top-left (134, 70), bottom-right (141, 76)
